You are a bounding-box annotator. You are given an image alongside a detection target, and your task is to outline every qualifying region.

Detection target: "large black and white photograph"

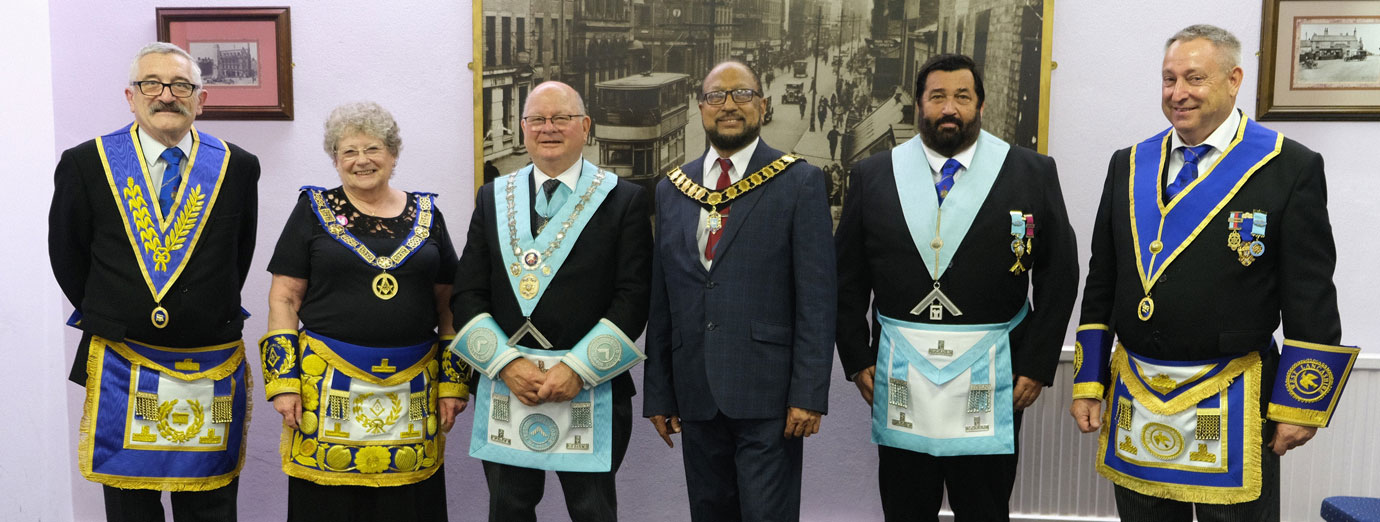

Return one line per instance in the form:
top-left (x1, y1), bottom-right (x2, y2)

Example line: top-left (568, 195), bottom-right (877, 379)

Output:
top-left (188, 41), bottom-right (260, 86)
top-left (475, 0), bottom-right (1051, 219)
top-left (1293, 20), bottom-right (1380, 88)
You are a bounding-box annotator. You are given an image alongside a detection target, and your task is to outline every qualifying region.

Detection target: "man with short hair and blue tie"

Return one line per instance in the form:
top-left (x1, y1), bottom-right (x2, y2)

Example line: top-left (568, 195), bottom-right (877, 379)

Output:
top-left (1071, 24), bottom-right (1359, 522)
top-left (48, 42), bottom-right (260, 522)
top-left (835, 53), bottom-right (1079, 521)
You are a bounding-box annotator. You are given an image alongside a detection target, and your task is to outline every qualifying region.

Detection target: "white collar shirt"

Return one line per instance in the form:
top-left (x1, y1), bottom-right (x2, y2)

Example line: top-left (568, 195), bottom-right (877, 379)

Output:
top-left (920, 138), bottom-right (979, 185)
top-left (137, 127), bottom-right (193, 195)
top-left (1166, 108), bottom-right (1242, 188)
top-left (698, 138), bottom-right (761, 268)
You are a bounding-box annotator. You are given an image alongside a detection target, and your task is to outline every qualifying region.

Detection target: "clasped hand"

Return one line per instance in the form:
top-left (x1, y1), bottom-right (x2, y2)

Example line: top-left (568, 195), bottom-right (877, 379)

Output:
top-left (500, 358), bottom-right (583, 406)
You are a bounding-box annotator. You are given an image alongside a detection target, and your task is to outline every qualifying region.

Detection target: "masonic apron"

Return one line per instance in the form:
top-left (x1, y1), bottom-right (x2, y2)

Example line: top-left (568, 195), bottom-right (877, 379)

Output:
top-left (78, 124), bottom-right (248, 491)
top-left (451, 162), bottom-right (644, 472)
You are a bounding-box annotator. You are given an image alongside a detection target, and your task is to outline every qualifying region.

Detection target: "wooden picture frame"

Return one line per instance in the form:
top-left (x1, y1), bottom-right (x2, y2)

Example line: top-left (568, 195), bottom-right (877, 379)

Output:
top-left (157, 7), bottom-right (293, 120)
top-left (1258, 0), bottom-right (1380, 120)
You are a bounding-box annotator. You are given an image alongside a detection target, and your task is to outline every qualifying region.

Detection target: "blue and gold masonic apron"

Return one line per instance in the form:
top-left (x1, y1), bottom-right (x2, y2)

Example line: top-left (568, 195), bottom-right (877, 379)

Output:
top-left (1095, 115), bottom-right (1283, 503)
top-left (1097, 347), bottom-right (1263, 504)
top-left (281, 331), bottom-right (446, 486)
top-left (451, 162), bottom-right (643, 472)
top-left (79, 336), bottom-right (249, 491)
top-left (78, 124), bottom-right (247, 491)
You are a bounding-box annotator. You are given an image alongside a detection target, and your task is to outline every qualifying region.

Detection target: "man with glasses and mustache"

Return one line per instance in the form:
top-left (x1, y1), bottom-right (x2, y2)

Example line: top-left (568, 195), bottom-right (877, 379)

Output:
top-left (835, 53), bottom-right (1078, 521)
top-left (48, 42), bottom-right (260, 522)
top-left (450, 80), bottom-right (650, 522)
top-left (643, 60), bottom-right (835, 521)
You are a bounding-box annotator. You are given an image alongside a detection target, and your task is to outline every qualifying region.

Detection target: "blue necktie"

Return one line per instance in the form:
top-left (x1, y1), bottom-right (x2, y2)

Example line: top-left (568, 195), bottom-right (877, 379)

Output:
top-left (158, 148), bottom-right (185, 216)
top-left (936, 158), bottom-right (961, 205)
top-left (1165, 144), bottom-right (1212, 200)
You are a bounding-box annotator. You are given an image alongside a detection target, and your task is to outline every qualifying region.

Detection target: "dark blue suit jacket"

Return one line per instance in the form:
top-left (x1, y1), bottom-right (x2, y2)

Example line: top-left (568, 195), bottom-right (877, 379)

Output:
top-left (643, 142), bottom-right (836, 422)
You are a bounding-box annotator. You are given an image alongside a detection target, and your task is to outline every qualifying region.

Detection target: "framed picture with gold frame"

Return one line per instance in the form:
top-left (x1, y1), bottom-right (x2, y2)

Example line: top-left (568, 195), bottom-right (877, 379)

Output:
top-left (1258, 0), bottom-right (1380, 120)
top-left (157, 7), bottom-right (294, 120)
top-left (470, 0), bottom-right (1053, 210)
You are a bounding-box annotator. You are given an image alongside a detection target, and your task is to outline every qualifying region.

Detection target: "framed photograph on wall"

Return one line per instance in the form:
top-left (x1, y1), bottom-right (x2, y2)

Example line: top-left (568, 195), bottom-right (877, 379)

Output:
top-left (157, 7), bottom-right (293, 120)
top-left (1258, 0), bottom-right (1380, 120)
top-left (470, 0), bottom-right (1054, 216)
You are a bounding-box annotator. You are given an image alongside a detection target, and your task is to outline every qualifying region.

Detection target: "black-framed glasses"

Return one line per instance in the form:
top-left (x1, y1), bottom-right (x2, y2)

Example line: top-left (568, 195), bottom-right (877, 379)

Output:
top-left (700, 89), bottom-right (759, 105)
top-left (131, 80), bottom-right (200, 98)
top-left (522, 114), bottom-right (584, 128)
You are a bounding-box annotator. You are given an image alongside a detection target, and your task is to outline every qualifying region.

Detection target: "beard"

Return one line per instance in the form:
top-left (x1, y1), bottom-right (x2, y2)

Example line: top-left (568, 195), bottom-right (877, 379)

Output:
top-left (919, 112), bottom-right (981, 157)
top-left (704, 118), bottom-right (762, 153)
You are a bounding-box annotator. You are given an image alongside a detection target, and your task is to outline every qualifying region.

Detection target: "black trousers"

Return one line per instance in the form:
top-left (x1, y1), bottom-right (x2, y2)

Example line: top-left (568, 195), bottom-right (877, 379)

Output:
top-left (1113, 423), bottom-right (1282, 522)
top-left (482, 395), bottom-right (633, 522)
top-left (286, 465), bottom-right (449, 522)
top-left (877, 411), bottom-right (1023, 522)
top-left (679, 413), bottom-right (804, 522)
top-left (102, 478), bottom-right (237, 522)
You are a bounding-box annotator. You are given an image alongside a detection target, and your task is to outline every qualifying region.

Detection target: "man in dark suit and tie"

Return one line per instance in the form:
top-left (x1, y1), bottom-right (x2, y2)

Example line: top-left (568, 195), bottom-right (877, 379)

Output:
top-left (48, 42), bottom-right (260, 522)
top-left (1070, 25), bottom-right (1357, 522)
top-left (835, 53), bottom-right (1079, 521)
top-left (451, 80), bottom-right (651, 522)
top-left (642, 60), bottom-right (836, 522)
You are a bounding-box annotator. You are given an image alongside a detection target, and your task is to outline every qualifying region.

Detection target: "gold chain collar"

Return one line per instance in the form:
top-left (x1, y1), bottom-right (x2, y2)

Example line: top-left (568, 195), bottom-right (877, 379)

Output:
top-left (666, 154), bottom-right (799, 212)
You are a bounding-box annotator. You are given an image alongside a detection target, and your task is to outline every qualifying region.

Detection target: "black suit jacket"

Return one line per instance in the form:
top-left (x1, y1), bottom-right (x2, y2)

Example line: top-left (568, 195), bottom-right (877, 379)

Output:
top-left (451, 170), bottom-right (652, 399)
top-left (49, 133), bottom-right (261, 385)
top-left (643, 142), bottom-right (836, 421)
top-left (835, 143), bottom-right (1079, 385)
top-left (1078, 134), bottom-right (1341, 366)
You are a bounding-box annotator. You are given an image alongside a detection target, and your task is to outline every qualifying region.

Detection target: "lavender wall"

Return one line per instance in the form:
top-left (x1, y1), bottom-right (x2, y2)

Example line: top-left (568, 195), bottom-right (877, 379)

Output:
top-left (5, 0), bottom-right (1376, 520)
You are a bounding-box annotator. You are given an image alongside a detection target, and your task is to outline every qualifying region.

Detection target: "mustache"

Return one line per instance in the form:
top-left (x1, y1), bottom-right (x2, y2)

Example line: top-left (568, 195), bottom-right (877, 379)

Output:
top-left (148, 101), bottom-right (191, 117)
top-left (935, 115), bottom-right (963, 127)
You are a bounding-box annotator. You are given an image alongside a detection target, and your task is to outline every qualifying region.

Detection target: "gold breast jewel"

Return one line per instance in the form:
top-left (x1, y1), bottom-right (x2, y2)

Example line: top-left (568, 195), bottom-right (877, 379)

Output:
top-left (1139, 237), bottom-right (1166, 321)
top-left (504, 170), bottom-right (605, 304)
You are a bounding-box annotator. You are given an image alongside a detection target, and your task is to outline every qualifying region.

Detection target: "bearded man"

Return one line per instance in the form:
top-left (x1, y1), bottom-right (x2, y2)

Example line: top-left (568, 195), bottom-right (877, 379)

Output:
top-left (834, 53), bottom-right (1079, 521)
top-left (642, 60), bottom-right (836, 522)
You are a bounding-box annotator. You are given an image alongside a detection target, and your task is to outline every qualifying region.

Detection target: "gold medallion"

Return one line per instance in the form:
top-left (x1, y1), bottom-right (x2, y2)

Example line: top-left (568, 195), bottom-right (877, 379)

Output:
top-left (706, 210), bottom-right (723, 233)
top-left (373, 272), bottom-right (399, 300)
top-left (1227, 232), bottom-right (1241, 250)
top-left (1137, 296), bottom-right (1154, 321)
top-left (1148, 240), bottom-right (1163, 254)
top-left (151, 306), bottom-right (170, 329)
top-left (930, 237), bottom-right (943, 250)
top-left (519, 273), bottom-right (540, 300)
top-left (510, 263), bottom-right (521, 276)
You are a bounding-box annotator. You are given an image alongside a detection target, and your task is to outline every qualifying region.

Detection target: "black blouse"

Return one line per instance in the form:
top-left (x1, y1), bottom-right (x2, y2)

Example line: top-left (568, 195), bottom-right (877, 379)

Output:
top-left (268, 187), bottom-right (459, 346)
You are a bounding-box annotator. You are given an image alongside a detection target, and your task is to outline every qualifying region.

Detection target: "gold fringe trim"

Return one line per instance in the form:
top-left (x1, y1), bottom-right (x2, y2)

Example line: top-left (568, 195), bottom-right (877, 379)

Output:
top-left (300, 332), bottom-right (434, 386)
top-left (79, 335), bottom-right (254, 491)
top-left (265, 378), bottom-right (302, 401)
top-left (278, 430), bottom-right (448, 488)
top-left (1095, 348), bottom-right (1263, 504)
top-left (1072, 382), bottom-right (1105, 401)
top-left (1266, 404), bottom-right (1329, 428)
top-left (105, 338), bottom-right (245, 382)
top-left (438, 382), bottom-right (469, 399)
top-left (1113, 348), bottom-right (1259, 416)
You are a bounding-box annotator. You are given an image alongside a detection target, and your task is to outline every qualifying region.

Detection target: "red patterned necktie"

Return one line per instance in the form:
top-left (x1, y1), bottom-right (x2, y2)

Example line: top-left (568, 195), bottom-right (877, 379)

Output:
top-left (705, 158), bottom-right (733, 261)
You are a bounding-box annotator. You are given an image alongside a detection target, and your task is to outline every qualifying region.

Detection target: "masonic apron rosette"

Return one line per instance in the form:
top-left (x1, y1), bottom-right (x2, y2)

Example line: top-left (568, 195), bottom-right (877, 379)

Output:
top-left (280, 331), bottom-right (448, 486)
top-left (872, 307), bottom-right (1027, 456)
top-left (1097, 347), bottom-right (1264, 504)
top-left (448, 162), bottom-right (644, 472)
top-left (78, 336), bottom-right (250, 491)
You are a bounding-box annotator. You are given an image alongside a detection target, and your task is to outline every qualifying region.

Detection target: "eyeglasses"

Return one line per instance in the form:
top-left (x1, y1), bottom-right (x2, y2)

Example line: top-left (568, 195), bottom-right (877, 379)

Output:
top-left (700, 89), bottom-right (760, 105)
top-left (522, 114), bottom-right (585, 128)
top-left (131, 80), bottom-right (200, 98)
top-left (336, 145), bottom-right (388, 162)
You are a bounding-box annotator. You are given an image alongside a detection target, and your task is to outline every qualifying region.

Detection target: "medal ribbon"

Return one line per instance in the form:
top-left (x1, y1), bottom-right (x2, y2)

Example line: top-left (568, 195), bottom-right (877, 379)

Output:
top-left (98, 124), bottom-right (229, 302)
top-left (891, 130), bottom-right (1011, 281)
top-left (495, 160), bottom-right (616, 317)
top-left (303, 187), bottom-right (436, 271)
top-left (1129, 116), bottom-right (1282, 294)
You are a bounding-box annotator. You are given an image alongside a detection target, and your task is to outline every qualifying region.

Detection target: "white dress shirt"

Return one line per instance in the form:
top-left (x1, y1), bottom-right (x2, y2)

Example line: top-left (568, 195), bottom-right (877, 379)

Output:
top-left (1166, 108), bottom-right (1242, 189)
top-left (920, 137), bottom-right (979, 185)
top-left (697, 138), bottom-right (761, 268)
top-left (136, 127), bottom-right (192, 196)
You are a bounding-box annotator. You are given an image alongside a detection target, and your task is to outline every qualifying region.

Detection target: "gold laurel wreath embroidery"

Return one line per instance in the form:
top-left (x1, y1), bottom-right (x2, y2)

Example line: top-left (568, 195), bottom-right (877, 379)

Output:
top-left (122, 179), bottom-right (205, 271)
top-left (353, 392), bottom-right (403, 434)
top-left (263, 336), bottom-right (297, 382)
top-left (155, 399), bottom-right (205, 443)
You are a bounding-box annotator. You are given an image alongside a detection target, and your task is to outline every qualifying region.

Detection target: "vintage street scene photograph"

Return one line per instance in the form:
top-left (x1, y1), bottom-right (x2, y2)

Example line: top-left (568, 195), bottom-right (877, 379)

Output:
top-left (478, 0), bottom-right (1049, 221)
top-left (1293, 20), bottom-right (1380, 88)
top-left (189, 41), bottom-right (260, 86)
